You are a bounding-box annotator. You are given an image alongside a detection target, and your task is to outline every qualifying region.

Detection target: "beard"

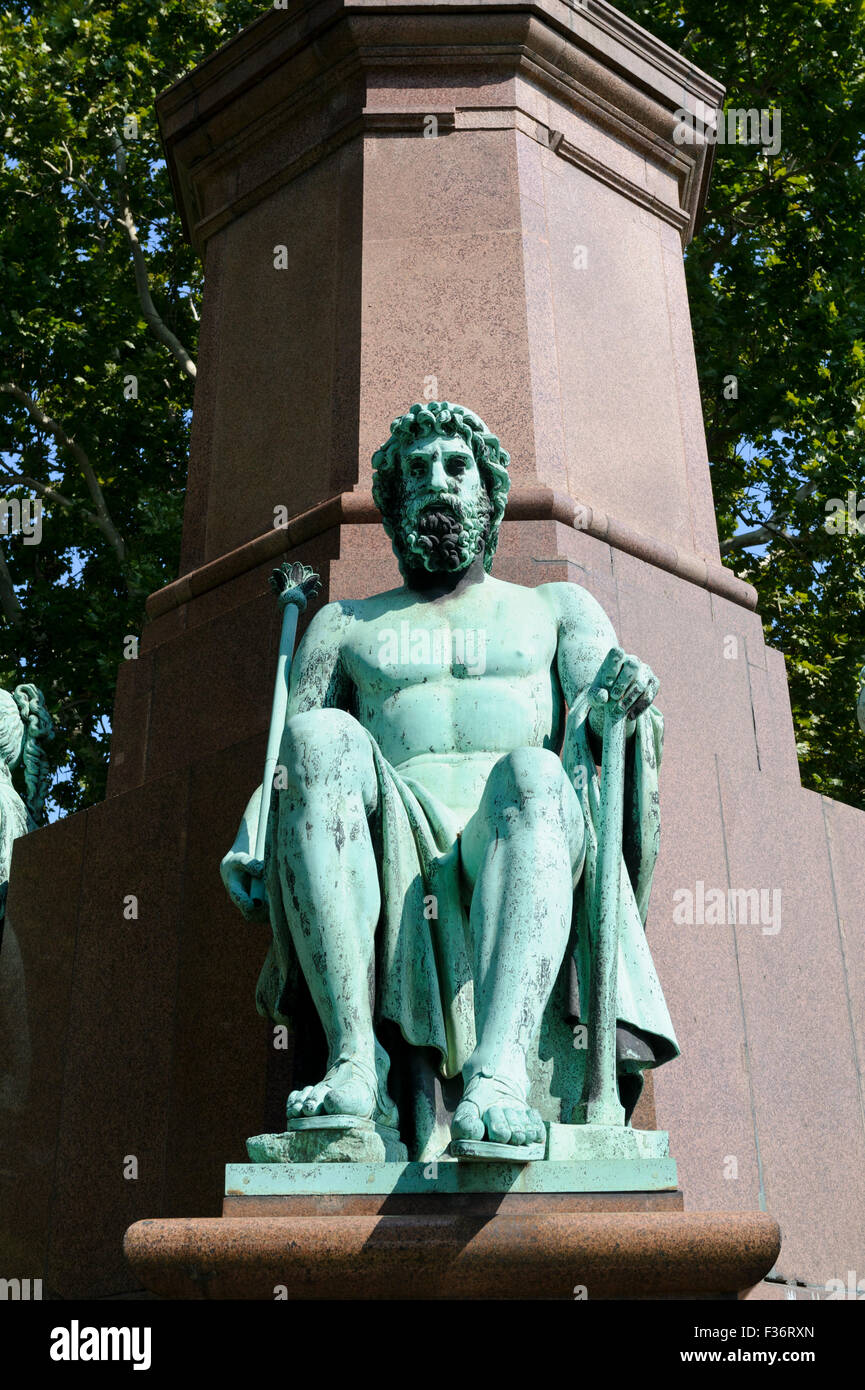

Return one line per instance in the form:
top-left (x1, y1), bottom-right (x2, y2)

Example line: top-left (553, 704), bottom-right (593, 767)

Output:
top-left (390, 487), bottom-right (493, 574)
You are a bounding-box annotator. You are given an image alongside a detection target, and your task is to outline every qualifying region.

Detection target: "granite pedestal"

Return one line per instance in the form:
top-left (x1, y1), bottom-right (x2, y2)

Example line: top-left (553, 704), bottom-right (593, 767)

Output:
top-left (124, 1162), bottom-right (780, 1300)
top-left (3, 0), bottom-right (863, 1300)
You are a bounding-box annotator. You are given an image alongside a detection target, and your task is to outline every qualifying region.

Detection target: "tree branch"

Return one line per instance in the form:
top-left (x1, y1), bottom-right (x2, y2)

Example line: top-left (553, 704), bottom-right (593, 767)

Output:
top-left (0, 382), bottom-right (129, 579)
top-left (109, 132), bottom-right (197, 380)
top-left (0, 545), bottom-right (23, 627)
top-left (0, 462), bottom-right (78, 512)
top-left (43, 136), bottom-right (198, 380)
top-left (720, 479), bottom-right (818, 554)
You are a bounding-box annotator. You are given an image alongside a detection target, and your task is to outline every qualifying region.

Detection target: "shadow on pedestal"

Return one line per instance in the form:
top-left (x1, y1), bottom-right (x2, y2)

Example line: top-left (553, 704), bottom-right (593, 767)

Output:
top-left (124, 1187), bottom-right (780, 1300)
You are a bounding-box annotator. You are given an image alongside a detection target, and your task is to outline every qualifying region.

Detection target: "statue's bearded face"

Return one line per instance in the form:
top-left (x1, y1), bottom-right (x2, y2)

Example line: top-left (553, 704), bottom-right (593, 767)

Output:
top-left (391, 431), bottom-right (492, 574)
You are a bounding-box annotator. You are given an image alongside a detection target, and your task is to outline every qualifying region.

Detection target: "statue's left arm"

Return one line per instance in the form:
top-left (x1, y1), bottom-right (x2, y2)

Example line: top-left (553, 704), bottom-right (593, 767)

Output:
top-left (548, 581), bottom-right (665, 932)
top-left (545, 583), bottom-right (660, 736)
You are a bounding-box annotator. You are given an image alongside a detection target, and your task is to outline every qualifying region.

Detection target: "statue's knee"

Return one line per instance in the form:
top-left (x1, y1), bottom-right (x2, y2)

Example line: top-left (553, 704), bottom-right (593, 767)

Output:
top-left (280, 709), bottom-right (371, 793)
top-left (488, 748), bottom-right (582, 856)
top-left (284, 707), bottom-right (357, 747)
top-left (492, 746), bottom-right (566, 800)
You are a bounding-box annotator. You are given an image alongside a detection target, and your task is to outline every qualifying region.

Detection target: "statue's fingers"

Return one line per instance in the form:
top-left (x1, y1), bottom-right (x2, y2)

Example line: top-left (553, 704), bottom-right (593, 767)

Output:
top-left (609, 655), bottom-right (640, 701)
top-left (611, 674), bottom-right (642, 715)
top-left (635, 662), bottom-right (656, 695)
top-left (598, 646), bottom-right (625, 683)
top-left (485, 1106), bottom-right (511, 1144)
top-left (629, 674), bottom-right (660, 718)
top-left (228, 882), bottom-right (253, 915)
top-left (238, 885), bottom-right (267, 921)
top-left (617, 661), bottom-right (652, 714)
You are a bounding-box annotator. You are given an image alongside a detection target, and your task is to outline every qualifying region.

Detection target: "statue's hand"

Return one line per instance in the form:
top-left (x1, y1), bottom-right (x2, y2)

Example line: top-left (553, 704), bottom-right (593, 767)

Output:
top-left (220, 849), bottom-right (269, 923)
top-left (590, 647), bottom-right (659, 720)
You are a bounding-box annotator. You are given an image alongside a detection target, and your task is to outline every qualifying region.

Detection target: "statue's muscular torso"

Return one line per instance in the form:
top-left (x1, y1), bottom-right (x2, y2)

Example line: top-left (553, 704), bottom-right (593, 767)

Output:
top-left (288, 575), bottom-right (617, 825)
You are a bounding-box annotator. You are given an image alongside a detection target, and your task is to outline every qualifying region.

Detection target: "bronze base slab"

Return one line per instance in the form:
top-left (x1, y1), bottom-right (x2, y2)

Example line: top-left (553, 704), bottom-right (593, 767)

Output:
top-left (124, 1193), bottom-right (780, 1300)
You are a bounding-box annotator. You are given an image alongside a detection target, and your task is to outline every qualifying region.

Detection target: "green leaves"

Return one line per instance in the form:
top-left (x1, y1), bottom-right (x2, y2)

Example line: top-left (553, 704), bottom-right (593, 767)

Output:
top-left (3, 0), bottom-right (864, 815)
top-left (618, 0), bottom-right (865, 807)
top-left (0, 0), bottom-right (263, 815)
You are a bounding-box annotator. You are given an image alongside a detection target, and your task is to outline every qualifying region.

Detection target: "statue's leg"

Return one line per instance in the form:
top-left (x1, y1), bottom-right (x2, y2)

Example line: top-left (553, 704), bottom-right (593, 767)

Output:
top-left (454, 747), bottom-right (584, 1147)
top-left (272, 708), bottom-right (396, 1126)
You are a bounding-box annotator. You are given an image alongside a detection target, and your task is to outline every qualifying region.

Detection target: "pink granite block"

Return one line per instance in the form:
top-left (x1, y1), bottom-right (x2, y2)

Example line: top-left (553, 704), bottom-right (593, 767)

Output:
top-left (612, 549), bottom-right (759, 778)
top-left (357, 224), bottom-right (535, 489)
top-left (327, 142), bottom-right (365, 496)
top-left (658, 225), bottom-right (721, 561)
top-left (162, 738), bottom-right (272, 1220)
top-left (145, 595), bottom-right (279, 782)
top-left (105, 652), bottom-right (153, 798)
top-left (541, 160), bottom-right (694, 548)
top-left (764, 647), bottom-right (802, 783)
top-left (203, 151), bottom-right (349, 557)
top-left (139, 600), bottom-right (188, 654)
top-left (180, 230), bottom-right (227, 574)
top-left (515, 125), bottom-right (546, 209)
top-left (363, 127), bottom-right (520, 244)
top-left (747, 660), bottom-right (801, 785)
top-left (821, 796), bottom-right (865, 1115)
top-left (708, 591), bottom-right (769, 671)
top-left (45, 774), bottom-right (189, 1297)
top-left (516, 129), bottom-right (570, 496)
top-left (0, 815), bottom-right (86, 1285)
top-left (329, 526), bottom-right (402, 601)
top-left (649, 750), bottom-right (762, 1216)
top-left (495, 516), bottom-right (565, 559)
top-left (718, 767), bottom-right (865, 1285)
top-left (364, 68), bottom-right (517, 114)
top-left (478, 514), bottom-right (621, 618)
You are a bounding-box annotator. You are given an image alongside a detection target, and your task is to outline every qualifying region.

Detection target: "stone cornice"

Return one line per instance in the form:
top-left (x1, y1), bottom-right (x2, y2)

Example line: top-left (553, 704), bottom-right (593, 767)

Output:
top-left (158, 1), bottom-right (724, 251)
top-left (145, 487), bottom-right (757, 620)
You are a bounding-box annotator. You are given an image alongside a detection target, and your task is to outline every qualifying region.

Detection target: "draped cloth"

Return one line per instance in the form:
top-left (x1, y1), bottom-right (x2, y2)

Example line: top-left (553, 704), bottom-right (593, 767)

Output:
top-left (564, 703), bottom-right (679, 1076)
top-left (257, 704), bottom-right (678, 1101)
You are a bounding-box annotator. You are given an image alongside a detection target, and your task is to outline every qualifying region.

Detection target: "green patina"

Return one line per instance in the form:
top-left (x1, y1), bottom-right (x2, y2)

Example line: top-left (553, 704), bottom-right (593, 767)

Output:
top-left (0, 683), bottom-right (53, 928)
top-left (222, 403), bottom-right (679, 1181)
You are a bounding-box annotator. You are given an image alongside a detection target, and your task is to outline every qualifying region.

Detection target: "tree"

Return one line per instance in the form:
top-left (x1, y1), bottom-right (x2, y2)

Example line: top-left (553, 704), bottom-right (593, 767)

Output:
top-left (3, 1), bottom-right (865, 813)
top-left (0, 0), bottom-right (262, 814)
top-left (615, 0), bottom-right (865, 804)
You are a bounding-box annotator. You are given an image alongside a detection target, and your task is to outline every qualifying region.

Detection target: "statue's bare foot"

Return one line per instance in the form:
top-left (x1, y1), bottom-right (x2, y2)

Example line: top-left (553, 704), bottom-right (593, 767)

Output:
top-left (452, 1073), bottom-right (545, 1147)
top-left (286, 1052), bottom-right (398, 1130)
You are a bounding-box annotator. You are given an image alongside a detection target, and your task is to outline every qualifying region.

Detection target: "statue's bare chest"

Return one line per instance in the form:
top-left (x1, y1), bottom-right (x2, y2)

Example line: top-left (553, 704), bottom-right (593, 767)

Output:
top-left (342, 596), bottom-right (558, 695)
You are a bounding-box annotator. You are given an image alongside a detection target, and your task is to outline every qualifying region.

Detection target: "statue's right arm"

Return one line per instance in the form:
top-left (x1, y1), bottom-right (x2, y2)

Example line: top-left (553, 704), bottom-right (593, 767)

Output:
top-left (283, 600), bottom-right (355, 717)
top-left (221, 783), bottom-right (267, 921)
top-left (221, 601), bottom-right (355, 921)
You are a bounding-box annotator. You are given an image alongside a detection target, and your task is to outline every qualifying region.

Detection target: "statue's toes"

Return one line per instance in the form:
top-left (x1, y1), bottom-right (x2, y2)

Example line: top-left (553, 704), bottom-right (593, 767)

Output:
top-left (287, 1086), bottom-right (313, 1118)
top-left (530, 1110), bottom-right (546, 1145)
top-left (484, 1106), bottom-right (512, 1145)
top-left (452, 1100), bottom-right (485, 1141)
top-left (324, 1078), bottom-right (372, 1117)
top-left (301, 1084), bottom-right (328, 1115)
top-left (504, 1108), bottom-right (527, 1146)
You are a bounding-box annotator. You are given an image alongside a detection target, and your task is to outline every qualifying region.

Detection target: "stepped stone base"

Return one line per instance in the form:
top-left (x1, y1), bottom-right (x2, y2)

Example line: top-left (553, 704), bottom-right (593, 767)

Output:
top-left (124, 1195), bottom-right (780, 1300)
top-left (247, 1120), bottom-right (408, 1164)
